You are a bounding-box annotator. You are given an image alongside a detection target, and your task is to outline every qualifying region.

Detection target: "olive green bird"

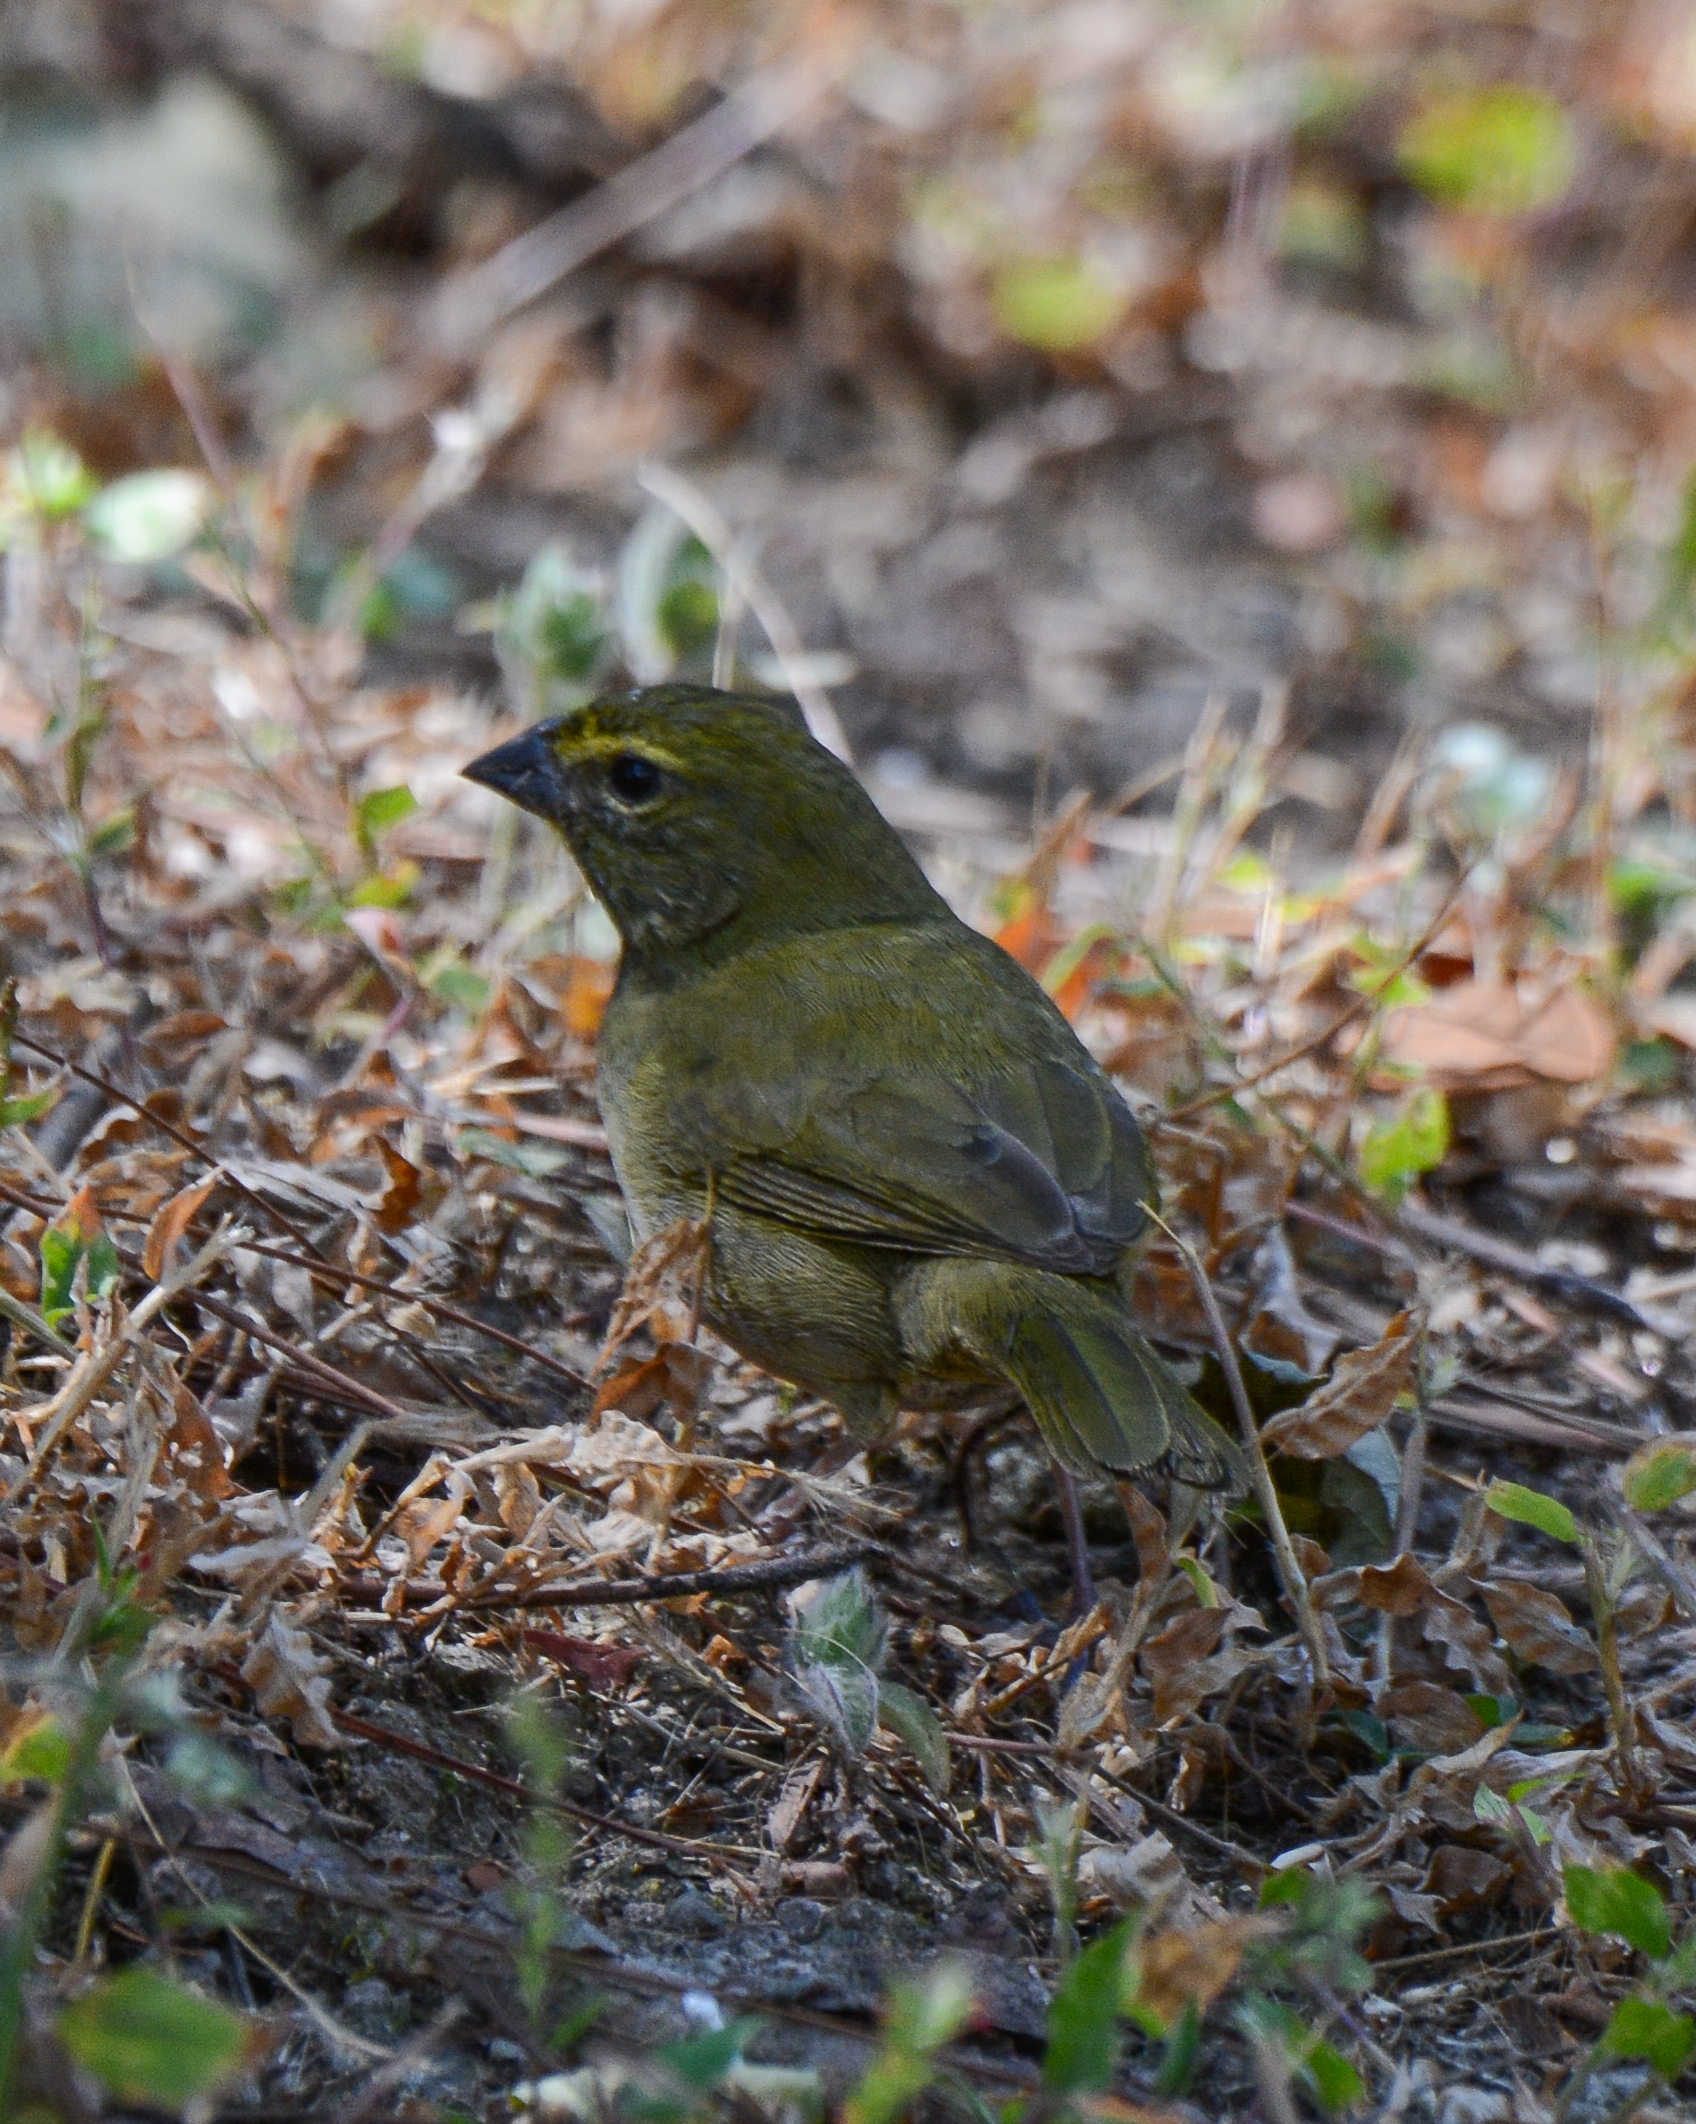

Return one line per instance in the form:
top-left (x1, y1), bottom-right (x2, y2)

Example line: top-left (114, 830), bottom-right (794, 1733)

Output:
top-left (464, 685), bottom-right (1242, 1540)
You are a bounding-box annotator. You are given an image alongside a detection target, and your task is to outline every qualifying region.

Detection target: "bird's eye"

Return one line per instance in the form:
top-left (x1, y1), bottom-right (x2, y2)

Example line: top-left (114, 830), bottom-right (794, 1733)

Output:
top-left (607, 753), bottom-right (663, 805)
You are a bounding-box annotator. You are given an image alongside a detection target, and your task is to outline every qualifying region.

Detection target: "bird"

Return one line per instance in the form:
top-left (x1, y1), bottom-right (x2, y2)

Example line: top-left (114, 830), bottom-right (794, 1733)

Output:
top-left (463, 684), bottom-right (1242, 1607)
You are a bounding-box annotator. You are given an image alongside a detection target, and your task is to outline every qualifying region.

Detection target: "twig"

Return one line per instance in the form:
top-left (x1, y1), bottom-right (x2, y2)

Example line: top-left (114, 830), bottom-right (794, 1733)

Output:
top-left (636, 462), bottom-right (853, 762)
top-left (8, 1031), bottom-right (317, 1253)
top-left (188, 1292), bottom-right (433, 1429)
top-left (1153, 1215), bottom-right (1330, 1692)
top-left (1167, 870), bottom-right (1471, 1120)
top-left (329, 1710), bottom-right (766, 1861)
top-left (342, 1542), bottom-right (875, 1614)
top-left (1397, 1201), bottom-right (1670, 1335)
top-left (431, 53), bottom-right (840, 351)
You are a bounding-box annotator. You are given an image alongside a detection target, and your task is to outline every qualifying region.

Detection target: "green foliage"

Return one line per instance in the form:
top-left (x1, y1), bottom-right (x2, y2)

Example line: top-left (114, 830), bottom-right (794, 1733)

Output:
top-left (844, 1963), bottom-right (973, 2124)
top-left (0, 1715), bottom-right (72, 1787)
top-left (1622, 1438), bottom-right (1696, 1513)
top-left (1043, 1920), bottom-right (1134, 2094)
top-left (3, 429), bottom-right (98, 527)
top-left (493, 543), bottom-right (615, 714)
top-left (1358, 1087), bottom-right (1449, 1206)
top-left (57, 1967), bottom-right (255, 2108)
top-left (39, 1212), bottom-right (120, 1331)
top-left (1398, 86), bottom-right (1575, 218)
top-left (992, 253), bottom-right (1127, 350)
top-left (1565, 1864), bottom-right (1673, 1960)
top-left (504, 1695), bottom-right (580, 2033)
top-left (1236, 1996), bottom-right (1364, 2113)
top-left (1485, 1479), bottom-right (1579, 1545)
top-left (354, 783), bottom-right (419, 860)
top-left (1601, 1995), bottom-right (1696, 2078)
top-left (786, 1571), bottom-right (949, 1789)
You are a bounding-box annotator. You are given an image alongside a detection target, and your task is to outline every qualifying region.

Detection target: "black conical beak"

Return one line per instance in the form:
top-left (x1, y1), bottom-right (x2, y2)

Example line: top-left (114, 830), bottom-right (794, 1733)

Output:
top-left (462, 726), bottom-right (566, 822)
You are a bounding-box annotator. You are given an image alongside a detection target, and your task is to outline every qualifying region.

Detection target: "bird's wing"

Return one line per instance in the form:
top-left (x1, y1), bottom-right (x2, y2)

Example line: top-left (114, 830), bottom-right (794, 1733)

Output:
top-left (676, 929), bottom-right (1154, 1272)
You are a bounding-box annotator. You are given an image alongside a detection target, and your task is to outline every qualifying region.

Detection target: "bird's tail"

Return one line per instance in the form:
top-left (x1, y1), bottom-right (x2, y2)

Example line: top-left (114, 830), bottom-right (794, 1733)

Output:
top-left (901, 1260), bottom-right (1244, 1489)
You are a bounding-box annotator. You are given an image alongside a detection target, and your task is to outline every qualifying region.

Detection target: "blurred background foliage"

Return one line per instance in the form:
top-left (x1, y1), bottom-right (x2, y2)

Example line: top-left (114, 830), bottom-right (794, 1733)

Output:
top-left (8, 0), bottom-right (1696, 825)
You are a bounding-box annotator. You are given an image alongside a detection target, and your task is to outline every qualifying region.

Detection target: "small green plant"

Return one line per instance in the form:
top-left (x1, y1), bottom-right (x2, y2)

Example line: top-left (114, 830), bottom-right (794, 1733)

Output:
top-left (1557, 1863), bottom-right (1696, 2116)
top-left (504, 1693), bottom-right (589, 2045)
top-left (1358, 1085), bottom-right (1450, 1205)
top-left (786, 1570), bottom-right (949, 1791)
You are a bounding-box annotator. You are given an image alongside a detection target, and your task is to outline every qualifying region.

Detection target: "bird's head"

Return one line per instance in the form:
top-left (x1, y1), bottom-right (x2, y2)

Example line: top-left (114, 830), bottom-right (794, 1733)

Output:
top-left (463, 685), bottom-right (943, 969)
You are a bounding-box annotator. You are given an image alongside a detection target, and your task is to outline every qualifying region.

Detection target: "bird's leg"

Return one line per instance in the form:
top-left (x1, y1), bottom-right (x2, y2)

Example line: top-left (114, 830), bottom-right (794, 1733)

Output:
top-left (1051, 1463), bottom-right (1096, 1620)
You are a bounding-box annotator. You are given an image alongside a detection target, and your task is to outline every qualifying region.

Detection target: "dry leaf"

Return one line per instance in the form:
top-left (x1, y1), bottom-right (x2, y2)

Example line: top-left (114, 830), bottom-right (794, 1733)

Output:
top-left (767, 1758), bottom-right (824, 1852)
top-left (1422, 1591), bottom-right (1512, 1693)
top-left (1130, 1916), bottom-right (1275, 2032)
top-left (1481, 1580), bottom-right (1597, 1675)
top-left (1378, 979), bottom-right (1614, 1088)
top-left (592, 1339), bottom-right (713, 1424)
top-left (519, 1628), bottom-right (643, 1690)
top-left (1260, 1310), bottom-right (1417, 1459)
top-left (141, 1175), bottom-right (218, 1280)
top-left (241, 1613), bottom-right (341, 1750)
top-left (372, 1137), bottom-right (423, 1232)
top-left (1358, 1552), bottom-right (1438, 1616)
top-left (1425, 1844), bottom-right (1512, 1911)
top-left (1379, 1679), bottom-right (1485, 1755)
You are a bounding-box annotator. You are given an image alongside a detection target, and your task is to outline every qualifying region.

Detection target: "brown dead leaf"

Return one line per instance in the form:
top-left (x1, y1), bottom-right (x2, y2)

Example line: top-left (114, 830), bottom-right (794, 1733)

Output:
top-left (372, 1136), bottom-right (423, 1232)
top-left (1379, 1679), bottom-right (1486, 1755)
top-left (593, 1338), bottom-right (713, 1424)
top-left (767, 1758), bottom-right (824, 1852)
top-left (161, 1373), bottom-right (231, 1502)
top-left (1141, 1607), bottom-right (1228, 1720)
top-left (1378, 979), bottom-right (1614, 1088)
top-left (1422, 1591), bottom-right (1512, 1693)
top-left (142, 1175), bottom-right (219, 1281)
top-left (1359, 1552), bottom-right (1438, 1616)
top-left (519, 1628), bottom-right (644, 1689)
top-left (1481, 1580), bottom-right (1597, 1674)
top-left (1120, 1483), bottom-right (1168, 1585)
top-left (241, 1613), bottom-right (341, 1750)
top-left (1130, 1916), bottom-right (1275, 2033)
top-left (1425, 1843), bottom-right (1512, 1912)
top-left (1259, 1310), bottom-right (1417, 1459)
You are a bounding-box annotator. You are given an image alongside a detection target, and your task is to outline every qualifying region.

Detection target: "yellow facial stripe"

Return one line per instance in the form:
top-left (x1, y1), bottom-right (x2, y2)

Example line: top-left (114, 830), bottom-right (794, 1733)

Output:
top-left (547, 723), bottom-right (692, 775)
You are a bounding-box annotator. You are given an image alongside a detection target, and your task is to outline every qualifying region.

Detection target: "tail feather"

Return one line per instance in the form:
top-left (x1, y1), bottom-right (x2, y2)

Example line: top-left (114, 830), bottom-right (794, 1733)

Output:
top-left (897, 1257), bottom-right (1245, 1491)
top-left (1006, 1306), bottom-right (1242, 1490)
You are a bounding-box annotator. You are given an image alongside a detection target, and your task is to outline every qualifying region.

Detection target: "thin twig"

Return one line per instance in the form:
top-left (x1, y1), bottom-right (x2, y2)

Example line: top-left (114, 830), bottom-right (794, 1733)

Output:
top-left (431, 53), bottom-right (841, 351)
top-left (1152, 1214), bottom-right (1330, 1691)
top-left (636, 462), bottom-right (853, 762)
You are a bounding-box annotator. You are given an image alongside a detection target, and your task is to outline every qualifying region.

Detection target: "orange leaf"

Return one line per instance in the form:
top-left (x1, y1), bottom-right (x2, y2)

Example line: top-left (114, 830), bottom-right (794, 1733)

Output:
top-left (142, 1176), bottom-right (218, 1281)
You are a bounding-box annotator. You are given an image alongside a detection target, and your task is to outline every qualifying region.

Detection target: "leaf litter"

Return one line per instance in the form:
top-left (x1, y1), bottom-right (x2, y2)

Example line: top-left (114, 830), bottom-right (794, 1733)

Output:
top-left (10, 6), bottom-right (1696, 2119)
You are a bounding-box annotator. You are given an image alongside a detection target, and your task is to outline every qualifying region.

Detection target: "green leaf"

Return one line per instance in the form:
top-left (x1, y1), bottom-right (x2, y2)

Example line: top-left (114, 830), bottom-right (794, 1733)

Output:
top-left (1358, 1087), bottom-right (1449, 1206)
top-left (0, 1087), bottom-right (58, 1127)
top-left (1398, 86), bottom-right (1575, 218)
top-left (844, 1965), bottom-right (972, 2124)
top-left (39, 1224), bottom-right (82, 1330)
top-left (85, 807), bottom-right (137, 859)
top-left (877, 1681), bottom-right (950, 1793)
top-left (652, 2018), bottom-right (761, 2092)
top-left (1043, 1920), bottom-right (1134, 2093)
top-left (992, 254), bottom-right (1127, 351)
top-left (1564, 1864), bottom-right (1673, 1959)
top-left (1601, 1995), bottom-right (1696, 2078)
top-left (1623, 1438), bottom-right (1696, 1513)
top-left (791, 1568), bottom-right (886, 1674)
top-left (9, 430), bottom-right (97, 519)
top-left (0, 1712), bottom-right (72, 1786)
top-left (356, 785), bottom-right (419, 845)
top-left (1154, 1997), bottom-right (1200, 2098)
top-left (1302, 2035), bottom-right (1367, 2112)
top-left (85, 469), bottom-right (210, 562)
top-left (1485, 1480), bottom-right (1579, 1545)
top-left (57, 1967), bottom-right (255, 2106)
